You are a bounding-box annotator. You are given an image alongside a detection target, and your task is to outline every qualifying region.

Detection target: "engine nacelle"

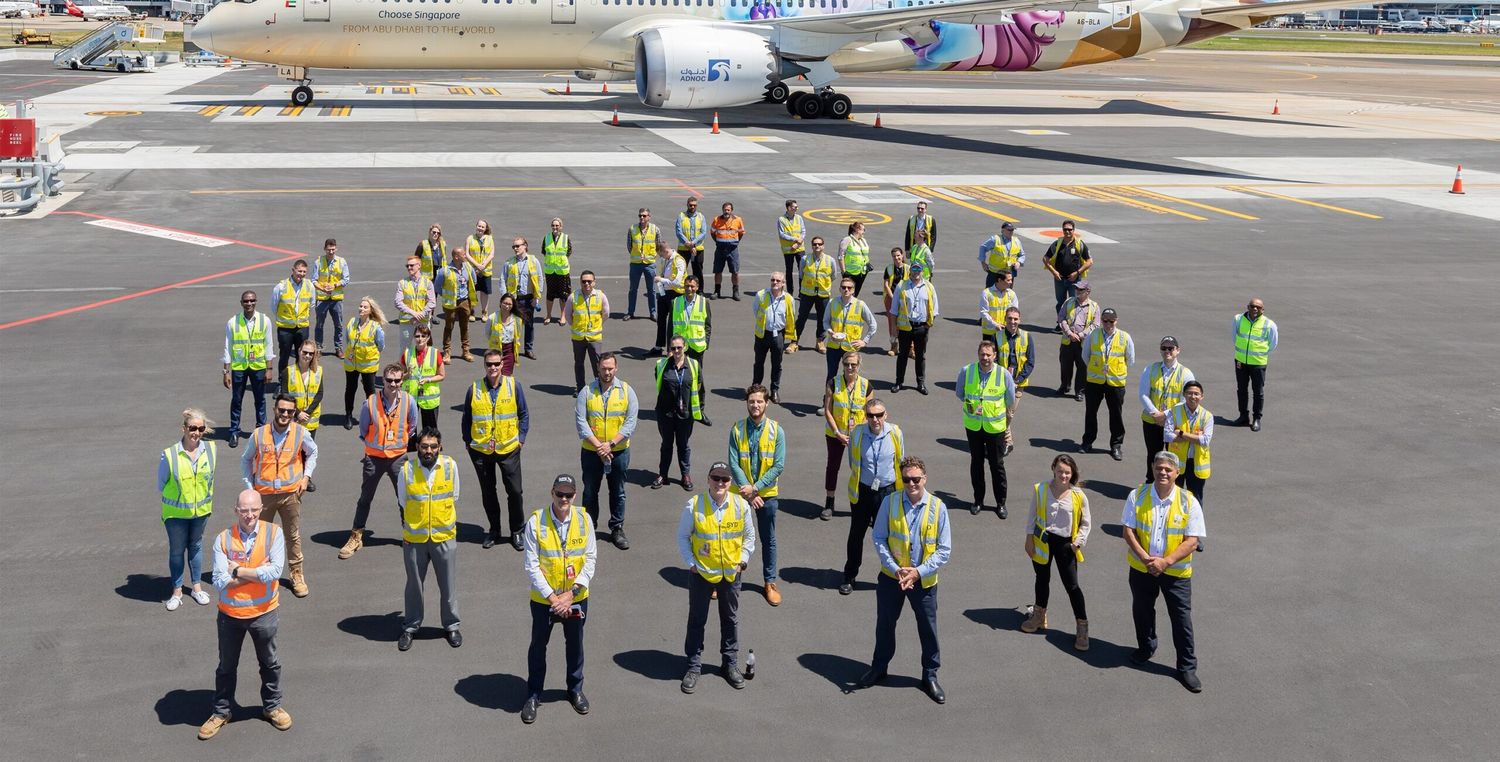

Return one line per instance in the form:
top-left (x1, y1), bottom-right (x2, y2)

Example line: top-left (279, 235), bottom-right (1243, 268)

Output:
top-left (635, 26), bottom-right (775, 110)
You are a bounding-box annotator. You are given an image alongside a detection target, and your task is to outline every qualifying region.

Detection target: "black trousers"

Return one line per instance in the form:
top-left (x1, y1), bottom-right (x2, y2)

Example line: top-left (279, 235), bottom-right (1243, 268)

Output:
top-left (1235, 363), bottom-right (1267, 419)
top-left (844, 483), bottom-right (894, 583)
top-left (1177, 466), bottom-right (1207, 507)
top-left (965, 427), bottom-right (1007, 508)
top-left (352, 454), bottom-right (403, 530)
top-left (527, 598), bottom-right (587, 697)
top-left (572, 340), bottom-right (601, 392)
top-left (1058, 342), bottom-right (1085, 393)
top-left (871, 573), bottom-right (940, 679)
top-left (687, 348), bottom-right (707, 412)
top-left (275, 326), bottom-right (307, 384)
top-left (795, 295), bottom-right (829, 343)
top-left (515, 295), bottom-right (536, 352)
top-left (1033, 534), bottom-right (1087, 619)
top-left (657, 415), bottom-right (694, 478)
top-left (1142, 421), bottom-right (1165, 481)
top-left (685, 572), bottom-right (740, 671)
top-left (848, 272), bottom-right (868, 297)
top-left (783, 252), bottom-right (801, 287)
top-left (655, 293), bottom-right (678, 348)
top-left (469, 447), bottom-right (524, 537)
top-left (685, 248), bottom-right (705, 289)
top-left (1083, 382), bottom-right (1126, 449)
top-left (895, 325), bottom-right (930, 386)
top-left (752, 333), bottom-right (785, 394)
top-left (1129, 568), bottom-right (1196, 672)
top-left (343, 370), bottom-right (375, 416)
top-left (418, 406), bottom-right (438, 433)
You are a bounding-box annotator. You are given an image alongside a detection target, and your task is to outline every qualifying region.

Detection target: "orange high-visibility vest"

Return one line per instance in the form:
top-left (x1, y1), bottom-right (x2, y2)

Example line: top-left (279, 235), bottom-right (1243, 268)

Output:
top-left (217, 521), bottom-right (280, 618)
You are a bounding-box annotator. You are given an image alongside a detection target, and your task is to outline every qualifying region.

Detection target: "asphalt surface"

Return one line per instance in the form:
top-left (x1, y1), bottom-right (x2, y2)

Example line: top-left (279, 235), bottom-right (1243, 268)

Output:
top-left (2, 49), bottom-right (1498, 759)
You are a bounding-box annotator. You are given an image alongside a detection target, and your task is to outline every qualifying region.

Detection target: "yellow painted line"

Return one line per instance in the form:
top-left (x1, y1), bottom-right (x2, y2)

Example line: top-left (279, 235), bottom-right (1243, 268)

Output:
top-left (198, 105), bottom-right (226, 117)
top-left (1058, 186), bottom-right (1207, 221)
top-left (234, 105), bottom-right (262, 117)
top-left (743, 136), bottom-right (777, 142)
top-left (1117, 186), bottom-right (1259, 221)
top-left (479, 87), bottom-right (501, 96)
top-left (391, 86), bottom-right (415, 95)
top-left (327, 105), bottom-right (351, 117)
top-left (366, 86), bottom-right (384, 94)
top-left (1223, 186), bottom-right (1383, 220)
top-left (449, 86), bottom-right (474, 95)
top-left (844, 184), bottom-right (880, 189)
top-left (192, 185), bottom-right (765, 196)
top-left (967, 185), bottom-right (1089, 222)
top-left (908, 185), bottom-right (1019, 225)
top-left (278, 106), bottom-right (305, 117)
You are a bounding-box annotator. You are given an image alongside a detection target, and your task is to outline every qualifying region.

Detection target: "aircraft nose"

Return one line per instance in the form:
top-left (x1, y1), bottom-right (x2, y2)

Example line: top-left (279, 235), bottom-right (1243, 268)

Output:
top-left (188, 15), bottom-right (214, 51)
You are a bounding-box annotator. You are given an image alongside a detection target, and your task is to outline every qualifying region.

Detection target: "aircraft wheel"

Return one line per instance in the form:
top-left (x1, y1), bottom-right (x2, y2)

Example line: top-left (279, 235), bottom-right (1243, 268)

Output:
top-left (786, 91), bottom-right (805, 116)
top-left (291, 85), bottom-right (314, 107)
top-left (824, 93), bottom-right (852, 120)
top-left (765, 81), bottom-right (790, 104)
top-left (793, 91), bottom-right (824, 119)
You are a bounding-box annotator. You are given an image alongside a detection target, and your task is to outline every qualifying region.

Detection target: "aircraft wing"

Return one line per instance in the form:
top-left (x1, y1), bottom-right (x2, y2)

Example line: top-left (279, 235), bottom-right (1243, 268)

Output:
top-left (1198, 0), bottom-right (1370, 17)
top-left (750, 0), bottom-right (1101, 34)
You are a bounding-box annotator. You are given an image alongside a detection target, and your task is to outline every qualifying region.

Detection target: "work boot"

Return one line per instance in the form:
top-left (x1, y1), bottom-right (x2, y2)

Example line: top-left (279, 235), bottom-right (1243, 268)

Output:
top-left (887, 341), bottom-right (897, 357)
top-left (1020, 605), bottom-right (1047, 633)
top-left (197, 714), bottom-right (229, 740)
top-left (815, 339), bottom-right (826, 354)
top-left (1075, 619), bottom-right (1090, 651)
top-left (290, 566), bottom-right (309, 598)
top-left (731, 287), bottom-right (740, 301)
top-left (764, 582), bottom-right (782, 606)
top-left (337, 529), bottom-right (364, 559)
top-left (441, 346), bottom-right (454, 364)
top-left (264, 707), bottom-right (292, 731)
top-left (785, 343), bottom-right (799, 354)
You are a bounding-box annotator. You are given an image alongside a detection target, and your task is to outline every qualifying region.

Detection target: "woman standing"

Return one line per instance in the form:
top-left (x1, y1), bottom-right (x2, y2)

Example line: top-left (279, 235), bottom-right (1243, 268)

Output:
top-left (1021, 454), bottom-right (1092, 650)
top-left (881, 247), bottom-right (909, 357)
top-left (821, 352), bottom-right (870, 520)
top-left (403, 324), bottom-right (446, 431)
top-left (486, 292), bottom-right (521, 376)
top-left (343, 297), bottom-right (386, 430)
top-left (468, 218), bottom-right (496, 321)
top-left (157, 408), bottom-right (217, 611)
top-left (838, 221), bottom-right (872, 296)
top-left (285, 339), bottom-right (324, 491)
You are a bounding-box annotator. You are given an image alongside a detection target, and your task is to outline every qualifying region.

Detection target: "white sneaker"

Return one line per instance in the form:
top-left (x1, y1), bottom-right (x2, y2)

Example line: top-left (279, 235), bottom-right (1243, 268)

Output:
top-left (165, 596), bottom-right (182, 611)
top-left (191, 590), bottom-right (212, 606)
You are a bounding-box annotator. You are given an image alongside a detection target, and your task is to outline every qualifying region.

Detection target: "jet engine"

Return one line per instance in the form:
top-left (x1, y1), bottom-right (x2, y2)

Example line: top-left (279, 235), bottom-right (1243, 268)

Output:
top-left (635, 26), bottom-right (776, 110)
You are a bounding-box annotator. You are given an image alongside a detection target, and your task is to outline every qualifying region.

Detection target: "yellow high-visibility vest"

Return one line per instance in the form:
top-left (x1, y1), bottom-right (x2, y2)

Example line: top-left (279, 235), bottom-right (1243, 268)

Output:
top-left (730, 418), bottom-right (782, 498)
top-left (825, 374), bottom-right (870, 439)
top-left (569, 292), bottom-right (604, 342)
top-left (402, 456), bottom-right (457, 544)
top-left (284, 366), bottom-right (323, 432)
top-left (1166, 404), bottom-right (1212, 479)
top-left (884, 493), bottom-right (943, 588)
top-left (1086, 329), bottom-right (1131, 387)
top-left (1127, 486), bottom-right (1194, 578)
top-left (1141, 361), bottom-right (1188, 423)
top-left (689, 493), bottom-right (749, 584)
top-left (468, 377), bottom-right (521, 455)
top-left (530, 507), bottom-right (593, 603)
top-left (273, 278), bottom-right (314, 329)
top-left (629, 224), bottom-right (659, 264)
top-left (1028, 482), bottom-right (1084, 565)
top-left (582, 382), bottom-right (632, 451)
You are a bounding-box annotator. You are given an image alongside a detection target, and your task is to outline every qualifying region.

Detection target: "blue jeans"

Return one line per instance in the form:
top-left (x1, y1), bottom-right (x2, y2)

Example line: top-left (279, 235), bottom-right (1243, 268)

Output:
top-left (229, 368), bottom-right (269, 435)
top-left (314, 299), bottom-right (344, 353)
top-left (164, 514), bottom-right (210, 591)
top-left (627, 262), bottom-right (657, 318)
top-left (1052, 277), bottom-right (1077, 313)
top-left (754, 497), bottom-right (778, 582)
top-left (581, 447), bottom-right (630, 532)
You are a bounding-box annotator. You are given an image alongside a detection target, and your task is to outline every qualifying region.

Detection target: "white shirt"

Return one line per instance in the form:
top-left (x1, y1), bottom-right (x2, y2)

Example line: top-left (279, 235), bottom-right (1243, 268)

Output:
top-left (523, 505), bottom-right (598, 599)
top-left (1042, 486), bottom-right (1092, 547)
top-left (676, 493), bottom-right (758, 573)
top-left (1137, 360), bottom-right (1196, 416)
top-left (1122, 485), bottom-right (1206, 558)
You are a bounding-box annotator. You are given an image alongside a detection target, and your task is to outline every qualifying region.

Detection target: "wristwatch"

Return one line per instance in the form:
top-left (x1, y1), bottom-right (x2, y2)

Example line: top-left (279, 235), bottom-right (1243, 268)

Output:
top-left (570, 584), bottom-right (584, 597)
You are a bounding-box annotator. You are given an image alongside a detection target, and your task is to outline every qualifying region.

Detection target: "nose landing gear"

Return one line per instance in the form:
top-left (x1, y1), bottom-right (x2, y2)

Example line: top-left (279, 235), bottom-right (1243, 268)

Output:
top-left (291, 84), bottom-right (314, 107)
top-left (278, 65), bottom-right (315, 107)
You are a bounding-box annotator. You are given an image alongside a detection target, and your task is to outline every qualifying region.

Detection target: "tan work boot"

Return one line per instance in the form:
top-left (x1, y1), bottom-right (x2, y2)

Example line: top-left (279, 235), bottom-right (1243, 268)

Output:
top-left (815, 340), bottom-right (826, 354)
top-left (764, 581), bottom-right (782, 606)
top-left (1020, 605), bottom-right (1047, 633)
top-left (290, 566), bottom-right (309, 598)
top-left (264, 706), bottom-right (292, 731)
top-left (1075, 619), bottom-right (1090, 651)
top-left (337, 529), bottom-right (364, 560)
top-left (197, 714), bottom-right (229, 740)
top-left (887, 341), bottom-right (897, 357)
top-left (785, 343), bottom-right (799, 354)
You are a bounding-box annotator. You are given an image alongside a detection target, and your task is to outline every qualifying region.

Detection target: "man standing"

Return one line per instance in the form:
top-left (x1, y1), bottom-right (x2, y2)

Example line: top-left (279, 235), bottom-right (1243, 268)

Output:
top-left (270, 260), bottom-right (315, 383)
top-left (776, 199), bottom-right (806, 286)
top-left (541, 218), bottom-right (572, 325)
top-left (1232, 297), bottom-right (1278, 431)
top-left (676, 197), bottom-right (708, 289)
top-left (840, 399), bottom-right (904, 596)
top-left (223, 290), bottom-right (275, 449)
top-left (904, 200), bottom-right (937, 255)
top-left (710, 201), bottom-right (746, 300)
top-left (575, 353), bottom-right (639, 551)
top-left (793, 237), bottom-right (836, 355)
top-left (502, 237), bottom-right (543, 359)
top-left (750, 272), bottom-right (795, 405)
top-left (521, 475), bottom-right (597, 723)
top-left (240, 394), bottom-right (318, 598)
top-left (671, 276), bottom-right (713, 425)
top-left (394, 256), bottom-right (437, 355)
top-left (654, 336), bottom-right (706, 491)
top-left (978, 270), bottom-right (1019, 344)
top-left (198, 490), bottom-right (290, 740)
top-left (462, 350), bottom-right (530, 551)
top-left (1043, 221), bottom-right (1091, 312)
top-left (858, 456), bottom-right (952, 705)
top-left (563, 271), bottom-right (609, 394)
top-left (893, 265), bottom-right (939, 395)
top-left (396, 428), bottom-right (462, 651)
top-left (1124, 451), bottom-right (1207, 693)
top-left (729, 385), bottom-right (786, 607)
top-left (678, 461), bottom-right (758, 694)
top-left (1164, 381), bottom-right (1213, 506)
top-left (977, 221), bottom-right (1024, 287)
top-left (1082, 308), bottom-right (1135, 461)
top-left (312, 239), bottom-right (350, 358)
top-left (1139, 336), bottom-right (1194, 480)
top-left (822, 275), bottom-right (877, 384)
top-left (956, 341), bottom-right (1016, 518)
top-left (996, 308), bottom-right (1033, 456)
top-left (438, 246), bottom-right (476, 363)
top-left (339, 363), bottom-right (419, 560)
top-left (1056, 281), bottom-right (1098, 401)
top-left (625, 208), bottom-right (660, 321)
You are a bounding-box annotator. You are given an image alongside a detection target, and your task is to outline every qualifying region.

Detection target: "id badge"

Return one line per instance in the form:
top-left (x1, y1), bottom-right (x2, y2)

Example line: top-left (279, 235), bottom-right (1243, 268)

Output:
top-left (385, 430), bottom-right (397, 445)
top-left (229, 550), bottom-right (249, 562)
top-left (565, 564), bottom-right (577, 580)
top-left (699, 545), bottom-right (710, 558)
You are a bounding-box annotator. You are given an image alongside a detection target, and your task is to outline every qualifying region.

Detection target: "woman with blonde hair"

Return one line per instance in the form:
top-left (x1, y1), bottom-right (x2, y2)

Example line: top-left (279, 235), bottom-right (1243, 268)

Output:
top-left (157, 408), bottom-right (217, 611)
top-left (343, 296), bottom-right (386, 430)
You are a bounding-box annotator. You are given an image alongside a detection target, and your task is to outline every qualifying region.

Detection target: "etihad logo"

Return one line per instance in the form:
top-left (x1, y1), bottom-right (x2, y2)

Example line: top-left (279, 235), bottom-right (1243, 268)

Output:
top-left (708, 59), bottom-right (731, 82)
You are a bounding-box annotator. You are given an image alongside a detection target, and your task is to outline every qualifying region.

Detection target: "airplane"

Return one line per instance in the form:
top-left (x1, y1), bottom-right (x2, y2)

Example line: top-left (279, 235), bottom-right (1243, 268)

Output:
top-left (65, 0), bottom-right (133, 20)
top-left (0, 1), bottom-right (43, 18)
top-left (190, 0), bottom-right (1366, 116)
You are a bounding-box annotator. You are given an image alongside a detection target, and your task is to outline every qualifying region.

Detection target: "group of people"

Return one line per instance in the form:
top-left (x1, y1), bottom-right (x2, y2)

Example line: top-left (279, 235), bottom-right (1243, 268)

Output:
top-left (172, 199), bottom-right (1282, 738)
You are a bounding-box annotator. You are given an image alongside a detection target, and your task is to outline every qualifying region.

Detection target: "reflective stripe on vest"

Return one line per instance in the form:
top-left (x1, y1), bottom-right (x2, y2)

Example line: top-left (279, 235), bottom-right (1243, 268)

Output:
top-left (981, 287), bottom-right (1018, 335)
top-left (570, 292), bottom-right (604, 341)
top-left (505, 256), bottom-right (539, 298)
top-left (402, 456), bottom-right (457, 543)
top-left (1166, 404), bottom-right (1212, 480)
top-left (1142, 362), bottom-right (1188, 423)
top-left (629, 224), bottom-right (659, 264)
top-left (531, 507), bottom-right (592, 603)
top-left (468, 377), bottom-right (521, 455)
top-left (274, 278), bottom-right (314, 329)
top-left (420, 238), bottom-right (447, 279)
top-left (777, 215), bottom-right (804, 254)
top-left (1127, 486), bottom-right (1193, 578)
top-left (825, 374), bottom-right (870, 438)
top-left (984, 235), bottom-right (1021, 273)
top-left (1028, 482), bottom-right (1084, 566)
top-left (654, 357), bottom-right (703, 421)
top-left (1235, 314), bottom-right (1271, 365)
top-left (251, 425), bottom-right (305, 494)
top-left (908, 243), bottom-right (933, 279)
top-left (161, 442), bottom-right (216, 520)
top-left (217, 522), bottom-right (279, 618)
top-left (896, 282), bottom-right (936, 331)
top-left (842, 237), bottom-right (870, 275)
top-left (315, 256), bottom-right (347, 301)
top-left (690, 493), bottom-right (748, 584)
top-left (542, 232), bottom-right (570, 275)
top-left (884, 494), bottom-right (942, 588)
top-left (343, 319), bottom-right (381, 373)
top-left (229, 313), bottom-right (270, 371)
top-left (998, 330), bottom-right (1030, 388)
top-left (364, 394), bottom-right (412, 458)
top-left (487, 313), bottom-right (522, 352)
top-left (671, 295), bottom-right (709, 352)
top-left (285, 366), bottom-right (323, 431)
top-left (403, 347), bottom-right (442, 410)
top-left (583, 383), bottom-right (631, 451)
top-left (828, 297), bottom-right (867, 352)
top-left (731, 418), bottom-right (781, 498)
top-left (439, 265), bottom-right (475, 311)
top-left (961, 363), bottom-right (1009, 433)
top-left (1086, 330), bottom-right (1130, 386)
top-left (907, 215), bottom-right (935, 247)
top-left (845, 423), bottom-right (904, 505)
top-left (1059, 299), bottom-right (1096, 346)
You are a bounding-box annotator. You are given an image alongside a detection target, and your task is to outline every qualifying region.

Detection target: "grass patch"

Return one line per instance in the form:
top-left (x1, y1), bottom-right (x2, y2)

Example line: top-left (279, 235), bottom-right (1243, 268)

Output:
top-left (2, 29), bottom-right (183, 51)
top-left (1191, 34), bottom-right (1500, 56)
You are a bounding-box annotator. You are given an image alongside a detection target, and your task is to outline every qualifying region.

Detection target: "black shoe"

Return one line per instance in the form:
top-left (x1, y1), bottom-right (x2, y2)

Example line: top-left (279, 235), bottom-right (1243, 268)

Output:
top-left (511, 534), bottom-right (524, 552)
top-left (522, 351), bottom-right (537, 360)
top-left (520, 695), bottom-right (539, 724)
top-left (699, 414), bottom-right (712, 427)
top-left (681, 669), bottom-right (700, 694)
top-left (651, 475), bottom-right (667, 489)
top-left (343, 417), bottom-right (354, 431)
top-left (769, 392), bottom-right (780, 404)
top-left (969, 501), bottom-right (981, 516)
top-left (1231, 415), bottom-right (1250, 427)
top-left (446, 630), bottom-right (463, 648)
top-left (646, 347), bottom-right (663, 357)
top-left (1178, 670), bottom-right (1203, 693)
top-left (304, 478), bottom-right (316, 493)
top-left (1056, 386), bottom-right (1069, 397)
top-left (228, 435), bottom-right (239, 449)
top-left (923, 676), bottom-right (946, 704)
top-left (839, 581), bottom-right (853, 595)
top-left (1080, 441), bottom-right (1094, 453)
top-left (569, 690), bottom-right (590, 714)
top-left (997, 503), bottom-right (1008, 520)
top-left (1129, 647), bottom-right (1155, 665)
top-left (821, 498), bottom-right (834, 521)
top-left (611, 528), bottom-right (630, 551)
top-left (731, 292), bottom-right (740, 301)
top-left (723, 664), bottom-right (746, 689)
top-left (398, 631), bottom-right (413, 651)
top-left (856, 668), bottom-right (887, 689)
top-left (1111, 446), bottom-right (1123, 462)
top-left (917, 384), bottom-right (929, 396)
top-left (890, 384), bottom-right (901, 395)
top-left (1251, 417), bottom-right (1262, 432)
top-left (622, 315), bottom-right (633, 322)
top-left (1073, 392), bottom-right (1083, 402)
top-left (1004, 442), bottom-right (1014, 456)
top-left (482, 533), bottom-right (498, 549)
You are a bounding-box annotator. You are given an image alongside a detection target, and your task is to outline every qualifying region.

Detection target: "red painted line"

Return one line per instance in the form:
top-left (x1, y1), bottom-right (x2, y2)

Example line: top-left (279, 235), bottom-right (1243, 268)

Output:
top-left (10, 77), bottom-right (64, 90)
top-left (669, 178), bottom-right (704, 200)
top-left (0, 212), bottom-right (309, 332)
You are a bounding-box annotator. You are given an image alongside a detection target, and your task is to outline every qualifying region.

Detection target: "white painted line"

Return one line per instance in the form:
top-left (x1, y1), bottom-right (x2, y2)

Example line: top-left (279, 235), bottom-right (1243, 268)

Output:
top-left (0, 287), bottom-right (124, 294)
top-left (1010, 129), bottom-right (1069, 135)
top-left (1178, 157), bottom-right (1500, 185)
top-left (836, 190), bottom-right (924, 204)
top-left (794, 172), bottom-right (886, 184)
top-left (67, 141), bottom-right (141, 150)
top-left (1018, 227), bottom-right (1118, 245)
top-left (85, 219), bottom-right (235, 248)
top-left (645, 128), bottom-right (776, 154)
top-left (65, 152), bottom-right (675, 170)
top-left (742, 136), bottom-right (788, 143)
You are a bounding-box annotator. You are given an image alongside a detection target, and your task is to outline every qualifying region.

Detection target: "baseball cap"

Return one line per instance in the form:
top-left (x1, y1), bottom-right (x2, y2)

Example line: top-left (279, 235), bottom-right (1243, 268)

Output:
top-left (552, 474), bottom-right (577, 492)
top-left (1000, 222), bottom-right (1015, 230)
top-left (708, 461), bottom-right (733, 477)
top-left (1074, 279), bottom-right (1091, 291)
top-left (1160, 336), bottom-right (1178, 348)
top-left (1101, 308), bottom-right (1118, 320)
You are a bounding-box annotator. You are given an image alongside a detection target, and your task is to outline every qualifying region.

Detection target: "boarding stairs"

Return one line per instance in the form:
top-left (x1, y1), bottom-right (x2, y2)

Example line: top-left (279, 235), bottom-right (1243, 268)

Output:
top-left (53, 21), bottom-right (164, 72)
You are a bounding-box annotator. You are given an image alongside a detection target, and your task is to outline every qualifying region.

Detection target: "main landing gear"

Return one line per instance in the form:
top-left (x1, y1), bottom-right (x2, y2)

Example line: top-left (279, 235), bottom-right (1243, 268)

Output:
top-left (785, 88), bottom-right (852, 120)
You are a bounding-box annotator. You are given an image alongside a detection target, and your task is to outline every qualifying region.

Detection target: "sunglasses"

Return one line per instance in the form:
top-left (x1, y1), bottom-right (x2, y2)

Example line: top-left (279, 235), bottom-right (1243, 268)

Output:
top-left (1103, 319), bottom-right (1116, 324)
top-left (904, 475), bottom-right (925, 483)
top-left (841, 285), bottom-right (854, 290)
top-left (241, 299), bottom-right (257, 304)
top-left (1062, 228), bottom-right (1075, 233)
top-left (512, 244), bottom-right (523, 249)
top-left (1159, 347), bottom-right (1173, 352)
top-left (275, 408), bottom-right (296, 417)
top-left (185, 425), bottom-right (207, 433)
top-left (868, 412), bottom-right (886, 419)
top-left (708, 475), bottom-right (732, 483)
top-left (300, 351), bottom-right (315, 356)
top-left (384, 378), bottom-right (403, 385)
top-left (485, 361), bottom-right (504, 367)
top-left (581, 280), bottom-right (595, 285)
top-left (554, 491), bottom-right (575, 499)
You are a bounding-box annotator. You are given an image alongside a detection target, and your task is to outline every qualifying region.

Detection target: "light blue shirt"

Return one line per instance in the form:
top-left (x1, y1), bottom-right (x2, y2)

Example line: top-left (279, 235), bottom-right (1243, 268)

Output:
top-left (212, 521), bottom-right (286, 590)
top-left (758, 289), bottom-right (789, 333)
top-left (855, 424), bottom-right (897, 489)
top-left (898, 280), bottom-right (939, 324)
top-left (357, 391), bottom-right (420, 447)
top-left (676, 493), bottom-right (758, 572)
top-left (239, 423), bottom-right (319, 489)
top-left (872, 491), bottom-right (952, 580)
top-left (573, 378), bottom-right (640, 444)
top-left (978, 233), bottom-right (1026, 267)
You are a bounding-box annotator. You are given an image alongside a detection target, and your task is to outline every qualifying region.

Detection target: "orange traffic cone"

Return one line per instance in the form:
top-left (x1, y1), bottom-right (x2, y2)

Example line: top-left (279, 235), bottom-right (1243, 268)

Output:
top-left (565, 79), bottom-right (572, 95)
top-left (1271, 99), bottom-right (1280, 115)
top-left (873, 110), bottom-right (883, 128)
top-left (1450, 164), bottom-right (1465, 195)
top-left (711, 112), bottom-right (720, 134)
top-left (602, 83), bottom-right (609, 94)
top-left (611, 106), bottom-right (619, 126)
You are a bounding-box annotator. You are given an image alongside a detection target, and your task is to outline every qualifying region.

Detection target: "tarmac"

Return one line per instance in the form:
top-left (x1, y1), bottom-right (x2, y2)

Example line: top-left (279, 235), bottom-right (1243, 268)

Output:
top-left (1, 47), bottom-right (1498, 759)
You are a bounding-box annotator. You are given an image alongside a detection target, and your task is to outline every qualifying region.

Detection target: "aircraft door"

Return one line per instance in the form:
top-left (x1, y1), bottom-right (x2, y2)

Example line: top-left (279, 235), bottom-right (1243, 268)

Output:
top-left (1109, 2), bottom-right (1132, 30)
top-left (551, 0), bottom-right (575, 24)
top-left (304, 0), bottom-right (329, 22)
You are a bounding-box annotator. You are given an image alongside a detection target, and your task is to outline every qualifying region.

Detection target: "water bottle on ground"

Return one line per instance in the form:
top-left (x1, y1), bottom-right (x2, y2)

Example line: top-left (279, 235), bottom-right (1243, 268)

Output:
top-left (745, 649), bottom-right (756, 680)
